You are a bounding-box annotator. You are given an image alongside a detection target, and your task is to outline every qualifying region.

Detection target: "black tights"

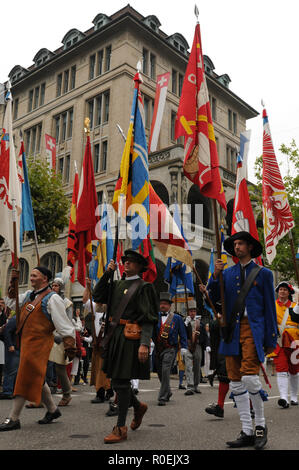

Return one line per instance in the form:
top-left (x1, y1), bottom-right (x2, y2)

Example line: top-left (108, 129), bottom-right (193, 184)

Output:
top-left (113, 380), bottom-right (140, 427)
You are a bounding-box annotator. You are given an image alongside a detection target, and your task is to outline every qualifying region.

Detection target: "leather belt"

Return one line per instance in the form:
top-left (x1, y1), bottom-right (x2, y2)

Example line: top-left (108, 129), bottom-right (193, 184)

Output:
top-left (108, 317), bottom-right (129, 325)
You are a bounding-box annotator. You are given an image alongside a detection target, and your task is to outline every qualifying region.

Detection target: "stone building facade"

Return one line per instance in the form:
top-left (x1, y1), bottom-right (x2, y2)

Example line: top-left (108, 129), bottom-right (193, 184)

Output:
top-left (0, 5), bottom-right (258, 311)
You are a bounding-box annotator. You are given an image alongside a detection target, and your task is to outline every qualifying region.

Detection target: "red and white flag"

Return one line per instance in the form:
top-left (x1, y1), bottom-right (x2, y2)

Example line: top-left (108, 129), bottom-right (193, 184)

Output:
top-left (232, 130), bottom-right (262, 265)
top-left (148, 72), bottom-right (170, 153)
top-left (45, 134), bottom-right (56, 171)
top-left (0, 87), bottom-right (22, 258)
top-left (67, 162), bottom-right (79, 282)
top-left (175, 23), bottom-right (226, 211)
top-left (262, 108), bottom-right (295, 264)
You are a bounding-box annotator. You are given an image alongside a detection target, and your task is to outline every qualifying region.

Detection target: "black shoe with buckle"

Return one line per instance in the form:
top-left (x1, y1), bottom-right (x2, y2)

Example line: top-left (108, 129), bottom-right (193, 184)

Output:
top-left (226, 431), bottom-right (255, 448)
top-left (278, 398), bottom-right (289, 409)
top-left (0, 418), bottom-right (21, 432)
top-left (205, 403), bottom-right (224, 418)
top-left (38, 408), bottom-right (61, 424)
top-left (254, 425), bottom-right (267, 450)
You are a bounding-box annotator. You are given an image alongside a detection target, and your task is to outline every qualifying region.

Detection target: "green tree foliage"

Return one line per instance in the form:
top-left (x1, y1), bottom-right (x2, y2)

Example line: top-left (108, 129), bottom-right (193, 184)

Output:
top-left (250, 140), bottom-right (299, 280)
top-left (26, 158), bottom-right (69, 244)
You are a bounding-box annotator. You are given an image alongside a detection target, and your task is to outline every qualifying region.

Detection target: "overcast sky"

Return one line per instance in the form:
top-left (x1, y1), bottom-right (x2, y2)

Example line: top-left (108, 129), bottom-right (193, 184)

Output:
top-left (1, 0), bottom-right (298, 182)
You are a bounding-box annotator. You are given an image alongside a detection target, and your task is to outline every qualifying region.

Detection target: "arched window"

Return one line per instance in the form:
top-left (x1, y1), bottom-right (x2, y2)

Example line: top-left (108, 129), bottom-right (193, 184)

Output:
top-left (92, 13), bottom-right (111, 31)
top-left (62, 29), bottom-right (85, 50)
top-left (151, 181), bottom-right (169, 206)
top-left (33, 48), bottom-right (55, 67)
top-left (9, 65), bottom-right (28, 83)
top-left (40, 252), bottom-right (63, 280)
top-left (225, 199), bottom-right (234, 236)
top-left (166, 33), bottom-right (189, 56)
top-left (187, 185), bottom-right (211, 229)
top-left (143, 15), bottom-right (161, 33)
top-left (6, 258), bottom-right (29, 292)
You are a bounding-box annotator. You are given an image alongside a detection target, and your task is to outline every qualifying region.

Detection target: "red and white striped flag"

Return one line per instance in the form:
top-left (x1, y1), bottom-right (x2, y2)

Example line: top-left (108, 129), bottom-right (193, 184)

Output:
top-left (148, 72), bottom-right (170, 153)
top-left (45, 134), bottom-right (56, 171)
top-left (262, 108), bottom-right (295, 264)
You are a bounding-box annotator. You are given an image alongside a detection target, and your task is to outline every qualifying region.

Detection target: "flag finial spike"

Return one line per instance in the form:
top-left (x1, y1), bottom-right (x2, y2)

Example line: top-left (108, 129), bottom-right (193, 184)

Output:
top-left (84, 117), bottom-right (90, 136)
top-left (136, 60), bottom-right (142, 72)
top-left (194, 4), bottom-right (199, 21)
top-left (261, 99), bottom-right (265, 108)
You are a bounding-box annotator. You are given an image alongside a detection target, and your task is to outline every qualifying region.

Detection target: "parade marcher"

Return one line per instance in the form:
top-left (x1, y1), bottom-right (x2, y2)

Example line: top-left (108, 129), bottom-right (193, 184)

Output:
top-left (184, 299), bottom-right (208, 395)
top-left (205, 231), bottom-right (277, 450)
top-left (153, 292), bottom-right (188, 405)
top-left (48, 277), bottom-right (74, 407)
top-left (273, 282), bottom-right (299, 408)
top-left (0, 266), bottom-right (76, 431)
top-left (92, 250), bottom-right (159, 444)
top-left (0, 311), bottom-right (20, 400)
top-left (82, 282), bottom-right (113, 404)
top-left (0, 298), bottom-right (9, 387)
top-left (204, 311), bottom-right (230, 418)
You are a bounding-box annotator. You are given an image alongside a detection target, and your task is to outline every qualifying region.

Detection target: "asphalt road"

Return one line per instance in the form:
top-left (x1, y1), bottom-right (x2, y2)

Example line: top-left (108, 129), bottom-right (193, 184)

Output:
top-left (0, 371), bottom-right (298, 454)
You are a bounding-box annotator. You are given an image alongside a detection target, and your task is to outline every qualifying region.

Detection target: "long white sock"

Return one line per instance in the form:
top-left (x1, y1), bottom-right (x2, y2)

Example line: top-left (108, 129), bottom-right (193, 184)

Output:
top-left (276, 372), bottom-right (289, 402)
top-left (289, 374), bottom-right (299, 403)
top-left (242, 375), bottom-right (265, 428)
top-left (230, 382), bottom-right (253, 436)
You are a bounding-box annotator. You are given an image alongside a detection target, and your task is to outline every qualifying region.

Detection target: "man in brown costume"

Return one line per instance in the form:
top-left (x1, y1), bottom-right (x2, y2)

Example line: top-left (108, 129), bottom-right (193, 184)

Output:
top-left (0, 266), bottom-right (76, 431)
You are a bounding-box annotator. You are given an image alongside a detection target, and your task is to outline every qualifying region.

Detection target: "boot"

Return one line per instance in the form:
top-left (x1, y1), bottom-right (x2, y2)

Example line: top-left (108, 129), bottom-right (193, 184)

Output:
top-left (104, 425), bottom-right (127, 444)
top-left (130, 402), bottom-right (148, 430)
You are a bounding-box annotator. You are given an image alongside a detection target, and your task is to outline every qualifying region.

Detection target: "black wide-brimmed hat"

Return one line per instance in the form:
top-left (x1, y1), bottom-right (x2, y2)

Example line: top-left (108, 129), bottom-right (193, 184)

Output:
top-left (223, 231), bottom-right (263, 259)
top-left (275, 281), bottom-right (295, 295)
top-left (159, 292), bottom-right (173, 304)
top-left (121, 249), bottom-right (148, 273)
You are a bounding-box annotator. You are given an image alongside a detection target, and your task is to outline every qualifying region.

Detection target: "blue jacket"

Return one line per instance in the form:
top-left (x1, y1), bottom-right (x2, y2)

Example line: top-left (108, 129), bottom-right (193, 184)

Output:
top-left (154, 313), bottom-right (188, 350)
top-left (207, 261), bottom-right (277, 362)
top-left (3, 316), bottom-right (17, 348)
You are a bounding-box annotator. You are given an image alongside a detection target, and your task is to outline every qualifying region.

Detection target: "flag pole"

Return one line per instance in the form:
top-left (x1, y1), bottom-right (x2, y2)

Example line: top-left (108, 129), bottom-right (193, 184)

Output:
top-left (289, 231), bottom-right (299, 286)
top-left (12, 199), bottom-right (20, 328)
top-left (212, 199), bottom-right (227, 325)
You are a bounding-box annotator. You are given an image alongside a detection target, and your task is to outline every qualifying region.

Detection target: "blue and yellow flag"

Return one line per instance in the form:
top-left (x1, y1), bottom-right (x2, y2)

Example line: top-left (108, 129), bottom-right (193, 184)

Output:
top-left (220, 225), bottom-right (228, 269)
top-left (89, 200), bottom-right (113, 281)
top-left (112, 72), bottom-right (150, 250)
top-left (207, 248), bottom-right (215, 280)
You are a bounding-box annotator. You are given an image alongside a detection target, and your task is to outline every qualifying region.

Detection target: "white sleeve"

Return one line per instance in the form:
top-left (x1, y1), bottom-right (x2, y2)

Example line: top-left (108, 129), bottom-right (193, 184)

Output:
top-left (47, 294), bottom-right (75, 339)
top-left (294, 304), bottom-right (299, 315)
top-left (4, 291), bottom-right (30, 310)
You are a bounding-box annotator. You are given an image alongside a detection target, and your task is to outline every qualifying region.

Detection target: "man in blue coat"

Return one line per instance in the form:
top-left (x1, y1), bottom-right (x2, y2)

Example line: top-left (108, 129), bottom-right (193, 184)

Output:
top-left (205, 231), bottom-right (277, 450)
top-left (153, 293), bottom-right (188, 406)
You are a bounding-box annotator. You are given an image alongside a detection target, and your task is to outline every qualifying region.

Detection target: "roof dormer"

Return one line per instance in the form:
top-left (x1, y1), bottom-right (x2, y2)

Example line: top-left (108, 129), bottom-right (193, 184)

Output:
top-left (92, 13), bottom-right (111, 31)
top-left (203, 55), bottom-right (215, 76)
top-left (143, 15), bottom-right (161, 33)
top-left (9, 65), bottom-right (29, 83)
top-left (166, 33), bottom-right (189, 56)
top-left (33, 48), bottom-right (55, 67)
top-left (217, 73), bottom-right (231, 88)
top-left (62, 29), bottom-right (85, 50)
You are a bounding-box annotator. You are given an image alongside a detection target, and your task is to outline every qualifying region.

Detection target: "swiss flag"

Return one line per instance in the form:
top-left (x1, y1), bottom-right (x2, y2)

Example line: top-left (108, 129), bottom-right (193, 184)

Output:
top-left (45, 134), bottom-right (56, 171)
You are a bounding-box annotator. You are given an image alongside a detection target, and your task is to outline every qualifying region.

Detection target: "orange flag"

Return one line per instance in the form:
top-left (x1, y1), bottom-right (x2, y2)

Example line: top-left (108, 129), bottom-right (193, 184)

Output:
top-left (175, 23), bottom-right (226, 211)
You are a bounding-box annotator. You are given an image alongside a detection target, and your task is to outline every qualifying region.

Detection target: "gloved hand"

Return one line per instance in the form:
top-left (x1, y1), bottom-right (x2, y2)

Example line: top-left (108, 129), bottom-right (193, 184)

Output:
top-left (54, 334), bottom-right (63, 344)
top-left (206, 346), bottom-right (211, 353)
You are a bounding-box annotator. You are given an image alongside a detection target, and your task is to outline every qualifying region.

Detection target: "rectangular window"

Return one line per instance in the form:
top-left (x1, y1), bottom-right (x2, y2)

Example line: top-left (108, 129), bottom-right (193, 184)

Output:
top-left (96, 95), bottom-right (102, 127)
top-left (33, 87), bottom-right (40, 110)
top-left (94, 143), bottom-right (100, 173)
top-left (64, 155), bottom-right (70, 183)
top-left (103, 92), bottom-right (110, 122)
top-left (233, 112), bottom-right (237, 134)
top-left (101, 140), bottom-right (108, 171)
top-left (211, 97), bottom-right (217, 121)
top-left (88, 100), bottom-right (94, 129)
top-left (142, 48), bottom-right (148, 75)
top-left (55, 116), bottom-right (60, 143)
top-left (89, 54), bottom-right (96, 80)
top-left (98, 50), bottom-right (103, 76)
top-left (178, 74), bottom-right (184, 97)
top-left (57, 74), bottom-right (62, 97)
top-left (63, 70), bottom-right (69, 94)
top-left (58, 157), bottom-right (64, 177)
top-left (105, 45), bottom-right (111, 72)
top-left (71, 66), bottom-right (76, 89)
top-left (228, 109), bottom-right (232, 131)
top-left (68, 109), bottom-right (73, 138)
top-left (61, 113), bottom-right (67, 142)
top-left (172, 69), bottom-right (177, 94)
top-left (40, 83), bottom-right (45, 106)
top-left (28, 89), bottom-right (33, 112)
top-left (150, 53), bottom-right (156, 80)
top-left (54, 109), bottom-right (73, 143)
top-left (171, 111), bottom-right (176, 141)
top-left (24, 123), bottom-right (42, 156)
